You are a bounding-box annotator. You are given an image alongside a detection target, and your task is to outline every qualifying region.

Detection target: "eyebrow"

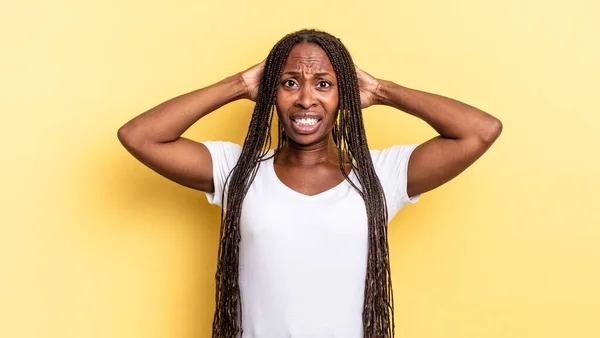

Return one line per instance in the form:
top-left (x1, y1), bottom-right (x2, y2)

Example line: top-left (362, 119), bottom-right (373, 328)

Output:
top-left (282, 71), bottom-right (333, 77)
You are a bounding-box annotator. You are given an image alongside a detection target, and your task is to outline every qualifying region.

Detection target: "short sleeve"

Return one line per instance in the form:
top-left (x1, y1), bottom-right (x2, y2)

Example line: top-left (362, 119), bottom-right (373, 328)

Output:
top-left (371, 144), bottom-right (421, 221)
top-left (202, 141), bottom-right (242, 208)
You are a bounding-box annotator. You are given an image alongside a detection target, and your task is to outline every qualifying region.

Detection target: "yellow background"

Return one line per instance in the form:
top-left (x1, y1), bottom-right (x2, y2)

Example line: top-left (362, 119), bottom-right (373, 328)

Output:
top-left (2, 0), bottom-right (599, 337)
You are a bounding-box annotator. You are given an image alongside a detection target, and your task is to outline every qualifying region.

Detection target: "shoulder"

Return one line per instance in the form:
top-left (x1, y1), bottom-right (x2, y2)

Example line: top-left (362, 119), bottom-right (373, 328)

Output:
top-left (202, 141), bottom-right (242, 153)
top-left (369, 144), bottom-right (419, 170)
top-left (202, 141), bottom-right (242, 163)
top-left (200, 141), bottom-right (243, 207)
top-left (369, 144), bottom-right (422, 215)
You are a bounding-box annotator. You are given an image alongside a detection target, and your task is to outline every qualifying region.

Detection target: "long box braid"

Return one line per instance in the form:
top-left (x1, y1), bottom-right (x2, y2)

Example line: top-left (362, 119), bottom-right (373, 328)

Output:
top-left (212, 29), bottom-right (395, 338)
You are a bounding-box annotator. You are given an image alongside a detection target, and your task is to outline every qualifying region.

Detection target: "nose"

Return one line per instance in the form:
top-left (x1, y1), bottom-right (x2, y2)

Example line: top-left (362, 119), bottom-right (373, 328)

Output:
top-left (295, 85), bottom-right (317, 109)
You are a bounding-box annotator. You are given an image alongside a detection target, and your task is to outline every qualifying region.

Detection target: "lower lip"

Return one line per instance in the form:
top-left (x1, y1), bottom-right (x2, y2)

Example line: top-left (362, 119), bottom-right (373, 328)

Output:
top-left (291, 119), bottom-right (322, 134)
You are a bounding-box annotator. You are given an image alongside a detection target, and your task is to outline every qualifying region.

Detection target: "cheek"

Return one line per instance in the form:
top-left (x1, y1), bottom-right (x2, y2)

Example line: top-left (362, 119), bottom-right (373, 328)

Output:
top-left (325, 92), bottom-right (340, 113)
top-left (275, 90), bottom-right (292, 114)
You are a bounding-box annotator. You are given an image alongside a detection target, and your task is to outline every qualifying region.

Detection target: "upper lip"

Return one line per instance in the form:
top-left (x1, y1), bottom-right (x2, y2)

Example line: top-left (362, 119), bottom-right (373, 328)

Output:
top-left (290, 112), bottom-right (322, 121)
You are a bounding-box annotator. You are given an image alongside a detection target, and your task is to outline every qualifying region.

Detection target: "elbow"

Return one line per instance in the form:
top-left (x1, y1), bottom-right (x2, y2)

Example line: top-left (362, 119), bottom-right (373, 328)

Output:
top-left (117, 124), bottom-right (132, 146)
top-left (478, 116), bottom-right (503, 145)
top-left (117, 125), bottom-right (128, 145)
top-left (117, 123), bottom-right (143, 150)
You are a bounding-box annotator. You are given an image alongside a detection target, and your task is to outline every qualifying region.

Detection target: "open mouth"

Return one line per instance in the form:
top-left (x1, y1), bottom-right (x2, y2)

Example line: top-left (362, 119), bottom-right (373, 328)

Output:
top-left (291, 117), bottom-right (322, 134)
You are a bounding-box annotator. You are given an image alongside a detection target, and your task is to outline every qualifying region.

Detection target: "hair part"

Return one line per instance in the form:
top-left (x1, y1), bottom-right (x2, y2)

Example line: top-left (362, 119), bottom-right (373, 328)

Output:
top-left (212, 29), bottom-right (395, 338)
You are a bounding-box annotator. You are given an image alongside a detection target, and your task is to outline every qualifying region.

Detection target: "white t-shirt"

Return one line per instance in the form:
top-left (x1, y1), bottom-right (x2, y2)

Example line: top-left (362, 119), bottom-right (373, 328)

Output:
top-left (203, 141), bottom-right (420, 338)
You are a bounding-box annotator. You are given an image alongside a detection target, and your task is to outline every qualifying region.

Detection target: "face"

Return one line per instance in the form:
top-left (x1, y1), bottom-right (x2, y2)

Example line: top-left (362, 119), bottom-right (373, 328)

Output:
top-left (275, 43), bottom-right (339, 147)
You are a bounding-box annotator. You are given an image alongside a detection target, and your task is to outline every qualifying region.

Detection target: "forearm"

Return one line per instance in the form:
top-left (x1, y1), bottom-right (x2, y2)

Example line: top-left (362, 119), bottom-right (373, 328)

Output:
top-left (118, 74), bottom-right (246, 145)
top-left (375, 80), bottom-right (501, 143)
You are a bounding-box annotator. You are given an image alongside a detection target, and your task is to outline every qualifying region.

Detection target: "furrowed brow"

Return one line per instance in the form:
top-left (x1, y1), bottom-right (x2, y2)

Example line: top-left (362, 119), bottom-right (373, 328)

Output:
top-left (281, 71), bottom-right (334, 77)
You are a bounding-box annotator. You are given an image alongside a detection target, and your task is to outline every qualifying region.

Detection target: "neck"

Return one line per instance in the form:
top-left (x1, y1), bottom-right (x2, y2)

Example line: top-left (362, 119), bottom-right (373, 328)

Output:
top-left (278, 134), bottom-right (341, 166)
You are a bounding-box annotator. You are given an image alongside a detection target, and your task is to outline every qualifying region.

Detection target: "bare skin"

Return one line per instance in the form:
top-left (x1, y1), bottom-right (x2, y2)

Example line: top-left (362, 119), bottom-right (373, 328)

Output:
top-left (273, 43), bottom-right (351, 196)
top-left (117, 42), bottom-right (502, 199)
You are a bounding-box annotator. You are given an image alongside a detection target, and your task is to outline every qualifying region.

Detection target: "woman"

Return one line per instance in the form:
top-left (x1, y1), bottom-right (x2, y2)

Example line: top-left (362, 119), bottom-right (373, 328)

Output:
top-left (118, 29), bottom-right (502, 338)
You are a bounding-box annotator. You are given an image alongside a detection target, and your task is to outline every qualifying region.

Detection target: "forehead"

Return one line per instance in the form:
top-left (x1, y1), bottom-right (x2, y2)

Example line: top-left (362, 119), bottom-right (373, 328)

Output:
top-left (282, 43), bottom-right (335, 74)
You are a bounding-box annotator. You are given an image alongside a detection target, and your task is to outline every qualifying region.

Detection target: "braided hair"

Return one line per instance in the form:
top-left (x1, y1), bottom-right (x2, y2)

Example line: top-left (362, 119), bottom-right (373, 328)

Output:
top-left (212, 29), bottom-right (395, 338)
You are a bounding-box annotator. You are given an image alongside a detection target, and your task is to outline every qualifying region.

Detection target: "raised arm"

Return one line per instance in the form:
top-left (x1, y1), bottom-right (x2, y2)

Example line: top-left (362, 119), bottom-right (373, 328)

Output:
top-left (356, 66), bottom-right (503, 198)
top-left (117, 61), bottom-right (264, 192)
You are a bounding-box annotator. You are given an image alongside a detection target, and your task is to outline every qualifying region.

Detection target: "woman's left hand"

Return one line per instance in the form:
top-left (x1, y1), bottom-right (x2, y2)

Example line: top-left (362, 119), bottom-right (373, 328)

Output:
top-left (355, 65), bottom-right (382, 109)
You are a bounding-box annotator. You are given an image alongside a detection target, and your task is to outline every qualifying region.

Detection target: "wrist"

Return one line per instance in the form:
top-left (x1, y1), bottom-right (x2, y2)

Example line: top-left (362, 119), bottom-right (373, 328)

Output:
top-left (371, 79), bottom-right (385, 105)
top-left (221, 74), bottom-right (248, 102)
top-left (375, 80), bottom-right (403, 107)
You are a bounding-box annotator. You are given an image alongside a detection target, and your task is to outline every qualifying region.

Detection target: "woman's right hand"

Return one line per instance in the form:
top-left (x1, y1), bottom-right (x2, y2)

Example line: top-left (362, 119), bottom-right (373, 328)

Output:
top-left (238, 60), bottom-right (265, 102)
top-left (118, 62), bottom-right (267, 194)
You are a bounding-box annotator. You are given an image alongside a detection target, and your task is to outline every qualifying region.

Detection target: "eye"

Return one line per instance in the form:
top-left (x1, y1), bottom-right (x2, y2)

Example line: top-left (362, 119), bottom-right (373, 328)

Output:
top-left (282, 79), bottom-right (297, 87)
top-left (317, 81), bottom-right (331, 88)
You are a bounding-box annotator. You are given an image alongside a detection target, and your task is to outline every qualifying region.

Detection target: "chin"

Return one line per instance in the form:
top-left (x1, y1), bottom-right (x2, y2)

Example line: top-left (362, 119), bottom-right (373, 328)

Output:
top-left (284, 130), bottom-right (332, 147)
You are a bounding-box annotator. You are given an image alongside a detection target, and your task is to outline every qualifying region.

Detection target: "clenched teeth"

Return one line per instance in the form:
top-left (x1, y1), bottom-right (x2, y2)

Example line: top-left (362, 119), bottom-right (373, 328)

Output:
top-left (294, 118), bottom-right (318, 125)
